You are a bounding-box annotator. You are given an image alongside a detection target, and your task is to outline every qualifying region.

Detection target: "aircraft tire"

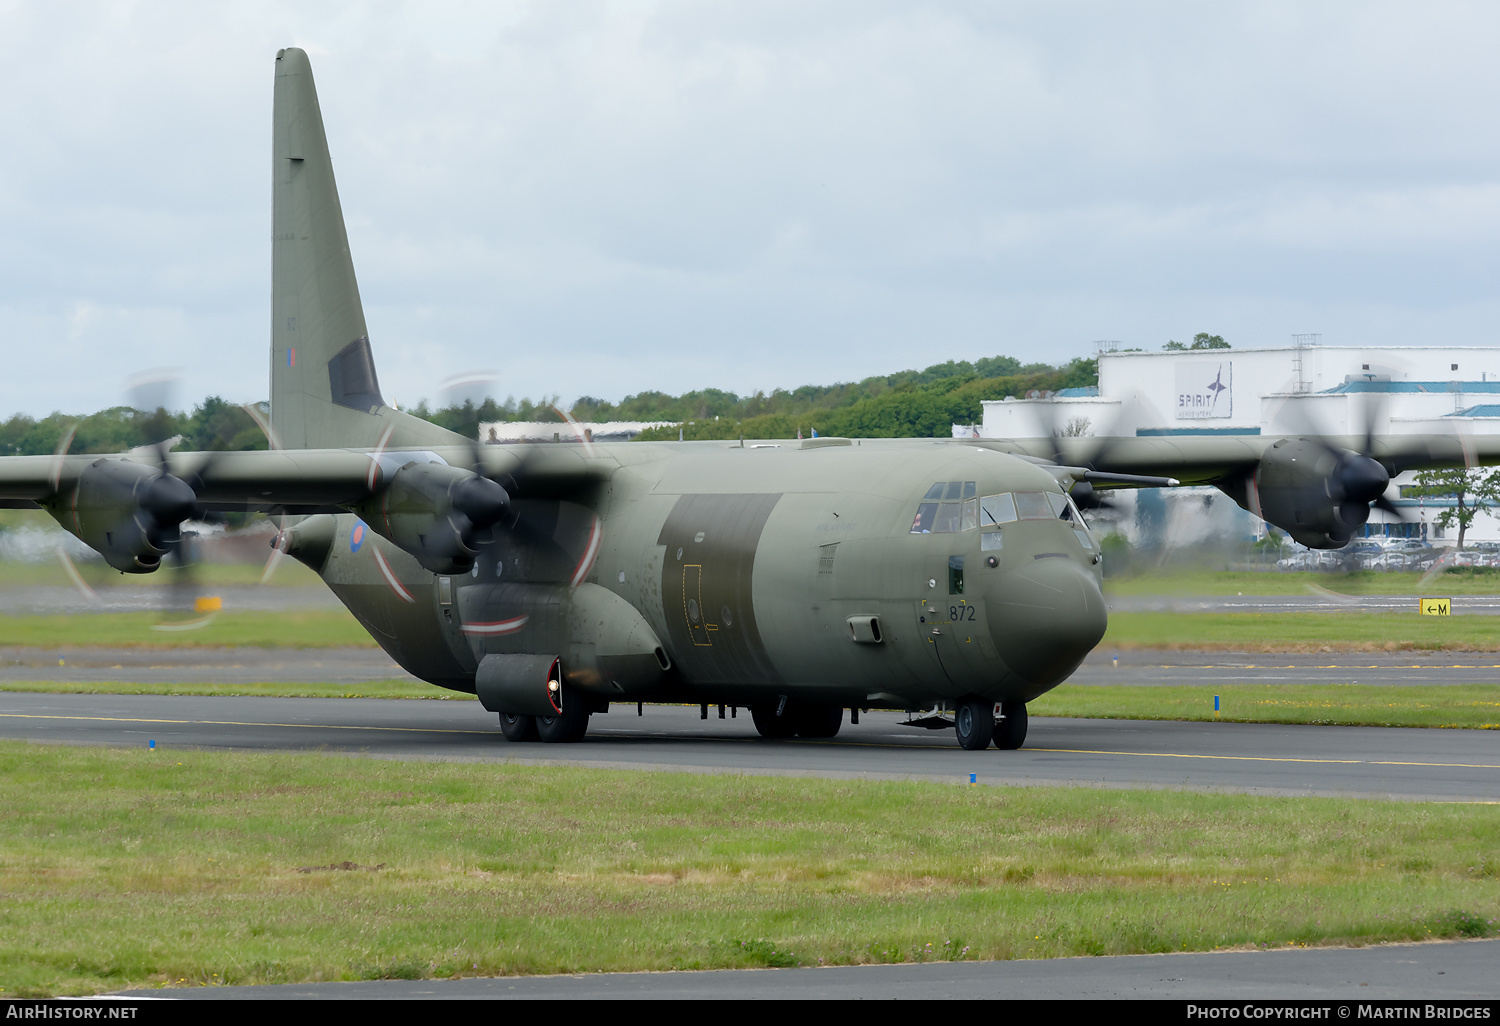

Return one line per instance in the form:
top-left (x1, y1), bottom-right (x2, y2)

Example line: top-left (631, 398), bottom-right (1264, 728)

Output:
top-left (537, 706), bottom-right (591, 743)
top-left (750, 703), bottom-right (798, 738)
top-left (992, 702), bottom-right (1028, 750)
top-left (793, 704), bottom-right (843, 739)
top-left (499, 712), bottom-right (540, 742)
top-left (954, 698), bottom-right (994, 751)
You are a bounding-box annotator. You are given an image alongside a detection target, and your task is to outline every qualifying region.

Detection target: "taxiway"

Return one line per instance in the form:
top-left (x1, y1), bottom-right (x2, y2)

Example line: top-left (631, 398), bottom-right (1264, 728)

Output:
top-left (2, 691), bottom-right (1496, 801)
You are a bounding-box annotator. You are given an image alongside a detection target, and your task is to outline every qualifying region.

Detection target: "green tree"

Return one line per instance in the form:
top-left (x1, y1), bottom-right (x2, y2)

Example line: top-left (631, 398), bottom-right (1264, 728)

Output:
top-left (1404, 468), bottom-right (1500, 549)
top-left (1164, 334), bottom-right (1229, 351)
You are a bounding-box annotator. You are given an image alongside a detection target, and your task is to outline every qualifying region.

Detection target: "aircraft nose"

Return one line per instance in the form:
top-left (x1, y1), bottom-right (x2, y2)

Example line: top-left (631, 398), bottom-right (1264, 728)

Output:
top-left (985, 556), bottom-right (1107, 689)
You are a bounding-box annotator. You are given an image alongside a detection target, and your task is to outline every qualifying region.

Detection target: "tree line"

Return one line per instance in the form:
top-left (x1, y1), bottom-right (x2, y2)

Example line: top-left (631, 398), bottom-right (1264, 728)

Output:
top-left (0, 398), bottom-right (270, 457)
top-left (632, 356), bottom-right (1099, 441)
top-left (0, 352), bottom-right (1099, 455)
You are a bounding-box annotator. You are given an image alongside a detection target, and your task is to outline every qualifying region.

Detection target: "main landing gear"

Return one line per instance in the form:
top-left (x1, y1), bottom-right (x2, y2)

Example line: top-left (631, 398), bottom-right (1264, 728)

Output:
top-left (955, 697), bottom-right (1028, 751)
top-left (750, 700), bottom-right (844, 740)
top-left (499, 712), bottom-right (539, 742)
top-left (498, 705), bottom-right (592, 744)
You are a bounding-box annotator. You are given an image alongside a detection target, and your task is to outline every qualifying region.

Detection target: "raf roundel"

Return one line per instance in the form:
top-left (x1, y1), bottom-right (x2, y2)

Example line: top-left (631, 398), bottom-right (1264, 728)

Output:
top-left (349, 521), bottom-right (366, 553)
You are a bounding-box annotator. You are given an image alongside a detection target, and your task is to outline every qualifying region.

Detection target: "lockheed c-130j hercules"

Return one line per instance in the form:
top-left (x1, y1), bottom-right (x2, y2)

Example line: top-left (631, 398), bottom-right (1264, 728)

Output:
top-left (1, 49), bottom-right (1489, 752)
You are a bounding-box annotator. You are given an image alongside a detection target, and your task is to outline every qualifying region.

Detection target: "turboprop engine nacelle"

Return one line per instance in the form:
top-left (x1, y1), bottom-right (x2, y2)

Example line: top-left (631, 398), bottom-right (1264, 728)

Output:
top-left (45, 458), bottom-right (197, 573)
top-left (354, 461), bottom-right (510, 575)
top-left (1250, 437), bottom-right (1391, 549)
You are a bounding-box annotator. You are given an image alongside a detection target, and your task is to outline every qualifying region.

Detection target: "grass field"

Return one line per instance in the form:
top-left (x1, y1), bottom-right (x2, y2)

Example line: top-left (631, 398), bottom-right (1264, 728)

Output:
top-left (0, 679), bottom-right (459, 700)
top-left (1032, 683), bottom-right (1500, 729)
top-left (1103, 612), bottom-right (1500, 652)
top-left (0, 556), bottom-right (326, 590)
top-left (1104, 568), bottom-right (1500, 597)
top-left (0, 742), bottom-right (1496, 997)
top-left (0, 611), bottom-right (374, 649)
top-left (0, 609), bottom-right (1493, 653)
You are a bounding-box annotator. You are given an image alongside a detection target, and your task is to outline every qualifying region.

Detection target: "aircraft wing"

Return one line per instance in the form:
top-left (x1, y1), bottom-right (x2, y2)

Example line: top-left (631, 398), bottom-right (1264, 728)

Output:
top-left (976, 432), bottom-right (1494, 487)
top-left (0, 444), bottom-right (611, 511)
top-left (972, 429), bottom-right (1500, 550)
top-left (0, 439), bottom-right (617, 573)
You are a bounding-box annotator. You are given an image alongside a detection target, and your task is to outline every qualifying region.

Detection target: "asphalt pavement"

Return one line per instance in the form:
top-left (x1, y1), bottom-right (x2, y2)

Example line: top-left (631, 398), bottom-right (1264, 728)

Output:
top-left (128, 939), bottom-right (1500, 1000)
top-left (3, 692), bottom-right (1497, 801)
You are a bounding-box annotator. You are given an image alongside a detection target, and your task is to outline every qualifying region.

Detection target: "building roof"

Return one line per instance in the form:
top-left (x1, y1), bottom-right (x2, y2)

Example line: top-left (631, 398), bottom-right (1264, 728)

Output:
top-left (1100, 345), bottom-right (1500, 357)
top-left (1320, 380), bottom-right (1500, 394)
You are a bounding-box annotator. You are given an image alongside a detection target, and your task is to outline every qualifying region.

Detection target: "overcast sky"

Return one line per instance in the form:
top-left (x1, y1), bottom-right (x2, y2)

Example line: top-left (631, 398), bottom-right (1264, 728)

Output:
top-left (1, 1), bottom-right (1497, 417)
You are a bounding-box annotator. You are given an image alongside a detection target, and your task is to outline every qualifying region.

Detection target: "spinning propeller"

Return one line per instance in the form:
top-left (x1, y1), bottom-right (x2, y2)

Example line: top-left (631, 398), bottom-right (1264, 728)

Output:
top-left (1024, 397), bottom-right (1170, 512)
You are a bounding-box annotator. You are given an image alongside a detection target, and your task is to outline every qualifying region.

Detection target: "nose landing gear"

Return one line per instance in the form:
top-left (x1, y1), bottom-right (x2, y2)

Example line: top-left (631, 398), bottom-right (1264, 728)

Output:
top-left (954, 697), bottom-right (1028, 751)
top-left (954, 698), bottom-right (993, 751)
top-left (993, 701), bottom-right (1027, 750)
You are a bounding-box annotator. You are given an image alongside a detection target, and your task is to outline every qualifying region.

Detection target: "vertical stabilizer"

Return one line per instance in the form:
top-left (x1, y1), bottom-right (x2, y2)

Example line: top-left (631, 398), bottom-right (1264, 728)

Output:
top-left (270, 48), bottom-right (461, 451)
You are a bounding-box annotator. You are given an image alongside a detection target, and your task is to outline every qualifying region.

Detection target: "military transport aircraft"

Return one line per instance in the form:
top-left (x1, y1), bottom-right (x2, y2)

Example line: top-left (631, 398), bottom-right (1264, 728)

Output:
top-left (0, 49), bottom-right (1488, 751)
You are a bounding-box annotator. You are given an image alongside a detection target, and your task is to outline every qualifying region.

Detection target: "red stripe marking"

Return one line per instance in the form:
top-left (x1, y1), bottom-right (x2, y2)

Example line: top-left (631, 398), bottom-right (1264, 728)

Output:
top-left (371, 545), bottom-right (415, 603)
top-left (460, 616), bottom-right (528, 636)
top-left (569, 517), bottom-right (603, 588)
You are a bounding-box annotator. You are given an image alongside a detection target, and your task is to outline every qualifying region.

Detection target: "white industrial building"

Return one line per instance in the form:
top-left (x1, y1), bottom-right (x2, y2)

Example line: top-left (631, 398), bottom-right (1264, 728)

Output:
top-left (478, 420), bottom-right (675, 443)
top-left (974, 343), bottom-right (1500, 547)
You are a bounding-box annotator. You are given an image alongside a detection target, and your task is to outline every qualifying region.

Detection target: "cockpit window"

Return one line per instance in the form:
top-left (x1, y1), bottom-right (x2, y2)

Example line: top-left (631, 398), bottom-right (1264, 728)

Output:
top-left (978, 489), bottom-right (1089, 538)
top-left (980, 493), bottom-right (1017, 526)
top-left (933, 502), bottom-right (961, 533)
top-left (1013, 492), bottom-right (1054, 520)
top-left (911, 481), bottom-right (978, 533)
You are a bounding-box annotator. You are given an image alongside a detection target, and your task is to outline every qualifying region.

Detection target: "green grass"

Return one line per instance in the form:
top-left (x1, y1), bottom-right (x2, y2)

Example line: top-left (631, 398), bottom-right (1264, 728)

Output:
top-left (0, 679), bottom-right (464, 700)
top-left (1106, 569), bottom-right (1500, 597)
top-left (0, 743), bottom-right (1496, 997)
top-left (0, 609), bottom-right (1493, 654)
top-left (0, 556), bottom-right (326, 590)
top-left (1104, 612), bottom-right (1500, 652)
top-left (0, 611), bottom-right (375, 649)
top-left (1034, 684), bottom-right (1500, 729)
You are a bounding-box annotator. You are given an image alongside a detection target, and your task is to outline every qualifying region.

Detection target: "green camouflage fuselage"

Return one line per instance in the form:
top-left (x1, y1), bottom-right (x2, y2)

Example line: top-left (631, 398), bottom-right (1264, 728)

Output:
top-left (305, 439), bottom-right (1107, 712)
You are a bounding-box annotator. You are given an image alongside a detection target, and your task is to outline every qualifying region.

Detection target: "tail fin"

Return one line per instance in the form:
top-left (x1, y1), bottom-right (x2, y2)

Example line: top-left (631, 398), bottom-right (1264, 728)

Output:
top-left (270, 48), bottom-right (461, 451)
